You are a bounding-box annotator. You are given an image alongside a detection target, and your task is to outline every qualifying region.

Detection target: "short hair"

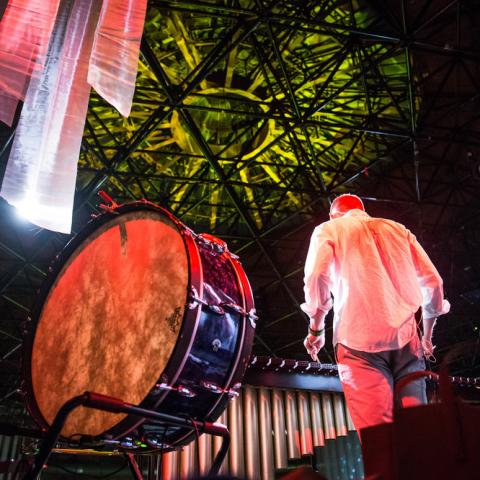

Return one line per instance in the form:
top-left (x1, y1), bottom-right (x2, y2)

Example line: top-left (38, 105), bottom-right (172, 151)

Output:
top-left (329, 194), bottom-right (365, 219)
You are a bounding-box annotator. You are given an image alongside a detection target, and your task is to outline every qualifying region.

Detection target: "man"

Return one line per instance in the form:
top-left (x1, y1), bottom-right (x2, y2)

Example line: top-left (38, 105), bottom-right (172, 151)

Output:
top-left (301, 194), bottom-right (450, 434)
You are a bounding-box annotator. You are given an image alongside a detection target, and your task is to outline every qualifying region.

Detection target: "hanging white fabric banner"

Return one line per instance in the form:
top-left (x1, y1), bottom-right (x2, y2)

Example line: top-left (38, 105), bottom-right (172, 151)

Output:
top-left (0, 0), bottom-right (101, 233)
top-left (88, 0), bottom-right (148, 117)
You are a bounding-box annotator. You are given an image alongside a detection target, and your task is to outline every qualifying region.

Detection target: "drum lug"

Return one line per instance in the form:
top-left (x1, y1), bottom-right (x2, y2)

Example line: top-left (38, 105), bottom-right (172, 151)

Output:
top-left (201, 381), bottom-right (224, 394)
top-left (153, 382), bottom-right (175, 395)
top-left (181, 225), bottom-right (197, 238)
top-left (201, 381), bottom-right (241, 399)
top-left (197, 233), bottom-right (227, 254)
top-left (220, 302), bottom-right (245, 315)
top-left (208, 304), bottom-right (225, 315)
top-left (188, 286), bottom-right (207, 310)
top-left (228, 389), bottom-right (240, 399)
top-left (189, 287), bottom-right (227, 315)
top-left (248, 308), bottom-right (258, 328)
top-left (227, 382), bottom-right (242, 399)
top-left (220, 302), bottom-right (258, 328)
top-left (153, 382), bottom-right (196, 398)
top-left (177, 385), bottom-right (197, 398)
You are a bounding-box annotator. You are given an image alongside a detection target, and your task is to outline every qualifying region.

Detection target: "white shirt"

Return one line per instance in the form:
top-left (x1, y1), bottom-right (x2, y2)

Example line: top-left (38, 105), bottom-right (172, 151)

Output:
top-left (301, 210), bottom-right (450, 352)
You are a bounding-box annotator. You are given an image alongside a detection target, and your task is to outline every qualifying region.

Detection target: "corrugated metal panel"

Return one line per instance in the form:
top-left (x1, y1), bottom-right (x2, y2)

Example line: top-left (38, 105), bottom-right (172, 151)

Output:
top-left (284, 389), bottom-right (300, 459)
top-left (243, 385), bottom-right (261, 479)
top-left (321, 393), bottom-right (337, 440)
top-left (297, 390), bottom-right (313, 456)
top-left (149, 455), bottom-right (162, 479)
top-left (333, 393), bottom-right (348, 437)
top-left (0, 435), bottom-right (20, 480)
top-left (310, 392), bottom-right (326, 447)
top-left (258, 387), bottom-right (274, 480)
top-left (161, 449), bottom-right (178, 480)
top-left (346, 404), bottom-right (356, 431)
top-left (271, 388), bottom-right (288, 470)
top-left (197, 433), bottom-right (212, 477)
top-left (228, 393), bottom-right (245, 478)
top-left (179, 439), bottom-right (196, 479)
top-left (145, 387), bottom-right (357, 479)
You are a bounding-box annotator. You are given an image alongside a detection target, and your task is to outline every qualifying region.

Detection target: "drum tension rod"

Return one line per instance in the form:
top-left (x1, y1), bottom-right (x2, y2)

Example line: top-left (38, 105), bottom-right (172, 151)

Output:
top-left (188, 287), bottom-right (226, 315)
top-left (154, 381), bottom-right (240, 399)
top-left (154, 382), bottom-right (197, 398)
top-left (188, 287), bottom-right (258, 327)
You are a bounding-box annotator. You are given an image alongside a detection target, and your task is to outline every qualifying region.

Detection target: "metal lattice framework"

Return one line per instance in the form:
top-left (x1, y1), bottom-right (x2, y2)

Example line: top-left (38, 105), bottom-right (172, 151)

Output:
top-left (1, 0), bottom-right (480, 425)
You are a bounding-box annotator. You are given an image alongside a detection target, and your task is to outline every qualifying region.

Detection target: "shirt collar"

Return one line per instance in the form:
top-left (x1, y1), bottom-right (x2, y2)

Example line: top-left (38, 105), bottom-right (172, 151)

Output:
top-left (343, 209), bottom-right (369, 218)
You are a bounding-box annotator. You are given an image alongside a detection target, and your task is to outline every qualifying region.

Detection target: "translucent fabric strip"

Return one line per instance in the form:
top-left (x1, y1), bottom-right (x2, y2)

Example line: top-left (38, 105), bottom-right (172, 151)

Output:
top-left (88, 0), bottom-right (148, 117)
top-left (0, 91), bottom-right (20, 127)
top-left (0, 0), bottom-right (101, 233)
top-left (0, 0), bottom-right (61, 126)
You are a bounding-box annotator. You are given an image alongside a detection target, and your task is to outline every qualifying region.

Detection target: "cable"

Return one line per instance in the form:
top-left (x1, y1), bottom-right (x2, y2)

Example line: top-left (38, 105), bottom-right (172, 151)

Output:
top-left (172, 413), bottom-right (202, 476)
top-left (191, 416), bottom-right (201, 477)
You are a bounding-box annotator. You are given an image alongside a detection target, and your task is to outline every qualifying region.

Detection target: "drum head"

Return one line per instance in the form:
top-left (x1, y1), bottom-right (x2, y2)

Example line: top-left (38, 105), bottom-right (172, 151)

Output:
top-left (30, 210), bottom-right (189, 437)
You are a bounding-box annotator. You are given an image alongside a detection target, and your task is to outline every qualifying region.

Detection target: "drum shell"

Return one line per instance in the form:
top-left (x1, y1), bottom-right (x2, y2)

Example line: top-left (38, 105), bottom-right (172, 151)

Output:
top-left (145, 238), bottom-right (256, 446)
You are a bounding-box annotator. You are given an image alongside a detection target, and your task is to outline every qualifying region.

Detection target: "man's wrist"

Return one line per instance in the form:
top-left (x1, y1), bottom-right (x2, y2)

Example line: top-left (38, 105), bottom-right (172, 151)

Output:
top-left (308, 326), bottom-right (325, 336)
top-left (422, 316), bottom-right (437, 339)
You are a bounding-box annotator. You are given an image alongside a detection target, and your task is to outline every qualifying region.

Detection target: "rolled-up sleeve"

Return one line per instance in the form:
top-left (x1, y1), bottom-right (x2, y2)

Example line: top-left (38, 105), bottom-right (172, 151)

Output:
top-left (301, 225), bottom-right (335, 323)
top-left (407, 230), bottom-right (450, 319)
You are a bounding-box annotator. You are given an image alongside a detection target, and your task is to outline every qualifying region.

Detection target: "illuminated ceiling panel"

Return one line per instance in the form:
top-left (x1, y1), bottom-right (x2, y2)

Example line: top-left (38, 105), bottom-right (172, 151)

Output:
top-left (81, 0), bottom-right (415, 234)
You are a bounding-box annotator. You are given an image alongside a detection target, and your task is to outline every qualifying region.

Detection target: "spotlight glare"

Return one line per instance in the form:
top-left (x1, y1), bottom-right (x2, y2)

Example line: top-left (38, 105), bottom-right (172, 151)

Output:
top-left (13, 197), bottom-right (72, 233)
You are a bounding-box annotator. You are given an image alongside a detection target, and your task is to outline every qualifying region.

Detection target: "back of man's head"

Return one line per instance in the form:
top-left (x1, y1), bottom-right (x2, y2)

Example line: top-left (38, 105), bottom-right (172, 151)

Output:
top-left (329, 194), bottom-right (365, 219)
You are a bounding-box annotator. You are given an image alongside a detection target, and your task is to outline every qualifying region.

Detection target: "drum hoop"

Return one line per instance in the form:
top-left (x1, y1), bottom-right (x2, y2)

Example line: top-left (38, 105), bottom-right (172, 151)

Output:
top-left (229, 255), bottom-right (256, 384)
top-left (22, 201), bottom-right (203, 440)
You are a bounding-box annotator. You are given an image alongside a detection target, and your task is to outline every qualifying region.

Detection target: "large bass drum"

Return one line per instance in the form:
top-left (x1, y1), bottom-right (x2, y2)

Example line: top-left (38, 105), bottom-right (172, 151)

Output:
top-left (24, 202), bottom-right (256, 447)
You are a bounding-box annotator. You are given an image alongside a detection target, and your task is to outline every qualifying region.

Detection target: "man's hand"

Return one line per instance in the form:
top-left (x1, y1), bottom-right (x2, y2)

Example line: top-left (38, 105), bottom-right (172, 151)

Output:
top-left (421, 336), bottom-right (436, 361)
top-left (422, 316), bottom-right (437, 361)
top-left (304, 333), bottom-right (325, 362)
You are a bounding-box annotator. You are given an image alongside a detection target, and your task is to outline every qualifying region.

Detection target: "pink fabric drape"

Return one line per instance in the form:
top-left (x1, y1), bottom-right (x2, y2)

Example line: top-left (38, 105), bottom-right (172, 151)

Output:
top-left (0, 0), bottom-right (148, 233)
top-left (88, 0), bottom-right (148, 117)
top-left (0, 0), bottom-right (101, 233)
top-left (0, 0), bottom-right (61, 125)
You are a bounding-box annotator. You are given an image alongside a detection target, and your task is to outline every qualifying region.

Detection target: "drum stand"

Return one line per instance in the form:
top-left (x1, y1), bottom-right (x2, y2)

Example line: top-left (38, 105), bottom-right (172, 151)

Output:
top-left (22, 391), bottom-right (231, 480)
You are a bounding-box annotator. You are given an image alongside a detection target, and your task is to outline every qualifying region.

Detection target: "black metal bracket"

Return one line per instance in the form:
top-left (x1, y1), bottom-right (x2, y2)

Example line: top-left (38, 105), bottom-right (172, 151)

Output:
top-left (23, 391), bottom-right (230, 480)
